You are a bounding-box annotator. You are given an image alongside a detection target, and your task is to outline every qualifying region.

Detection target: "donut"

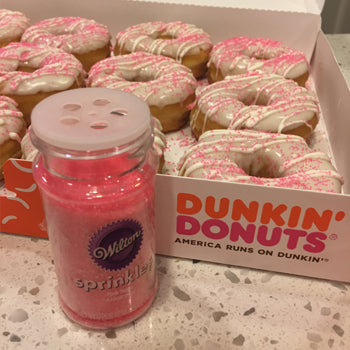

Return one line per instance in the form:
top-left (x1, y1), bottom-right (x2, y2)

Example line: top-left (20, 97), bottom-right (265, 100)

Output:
top-left (153, 118), bottom-right (166, 173)
top-left (21, 17), bottom-right (111, 71)
top-left (0, 95), bottom-right (26, 179)
top-left (114, 21), bottom-right (212, 79)
top-left (87, 51), bottom-right (197, 132)
top-left (208, 37), bottom-right (309, 86)
top-left (178, 129), bottom-right (343, 193)
top-left (0, 9), bottom-right (30, 47)
top-left (190, 72), bottom-right (319, 140)
top-left (0, 42), bottom-right (84, 126)
top-left (20, 127), bottom-right (37, 161)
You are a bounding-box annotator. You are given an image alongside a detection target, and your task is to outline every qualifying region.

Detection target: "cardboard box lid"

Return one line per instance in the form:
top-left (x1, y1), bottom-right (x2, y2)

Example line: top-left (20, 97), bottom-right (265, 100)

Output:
top-left (131, 0), bottom-right (325, 14)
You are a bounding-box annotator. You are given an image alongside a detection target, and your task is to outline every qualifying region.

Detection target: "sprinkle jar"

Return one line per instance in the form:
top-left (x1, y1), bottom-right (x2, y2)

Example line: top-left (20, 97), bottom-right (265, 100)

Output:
top-left (31, 88), bottom-right (158, 329)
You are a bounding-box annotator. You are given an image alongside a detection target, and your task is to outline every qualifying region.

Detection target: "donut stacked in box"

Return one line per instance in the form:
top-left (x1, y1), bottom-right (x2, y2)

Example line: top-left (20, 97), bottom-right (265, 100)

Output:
top-left (0, 10), bottom-right (343, 192)
top-left (0, 95), bottom-right (26, 179)
top-left (0, 12), bottom-right (113, 127)
top-left (175, 36), bottom-right (343, 193)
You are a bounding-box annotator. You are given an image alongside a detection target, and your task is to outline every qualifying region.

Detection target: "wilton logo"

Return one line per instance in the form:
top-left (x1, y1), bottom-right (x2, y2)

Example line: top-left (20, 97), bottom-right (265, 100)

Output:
top-left (89, 219), bottom-right (143, 271)
top-left (93, 231), bottom-right (142, 261)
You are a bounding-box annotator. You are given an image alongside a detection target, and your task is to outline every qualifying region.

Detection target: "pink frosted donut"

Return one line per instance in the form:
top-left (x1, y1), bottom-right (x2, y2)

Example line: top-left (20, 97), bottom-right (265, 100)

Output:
top-left (0, 9), bottom-right (30, 47)
top-left (152, 118), bottom-right (166, 173)
top-left (190, 72), bottom-right (319, 139)
top-left (114, 21), bottom-right (212, 78)
top-left (21, 127), bottom-right (37, 161)
top-left (0, 95), bottom-right (26, 179)
top-left (0, 42), bottom-right (84, 125)
top-left (21, 17), bottom-right (111, 71)
top-left (208, 37), bottom-right (309, 86)
top-left (87, 51), bottom-right (197, 132)
top-left (178, 129), bottom-right (343, 193)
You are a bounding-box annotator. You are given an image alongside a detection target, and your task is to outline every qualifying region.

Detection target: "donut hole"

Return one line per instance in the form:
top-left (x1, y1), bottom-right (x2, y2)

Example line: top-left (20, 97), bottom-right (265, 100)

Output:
top-left (243, 44), bottom-right (285, 61)
top-left (114, 67), bottom-right (155, 83)
top-left (131, 75), bottom-right (154, 82)
top-left (17, 62), bottom-right (36, 73)
top-left (245, 51), bottom-right (271, 60)
top-left (237, 149), bottom-right (281, 179)
top-left (238, 93), bottom-right (268, 107)
top-left (152, 30), bottom-right (177, 41)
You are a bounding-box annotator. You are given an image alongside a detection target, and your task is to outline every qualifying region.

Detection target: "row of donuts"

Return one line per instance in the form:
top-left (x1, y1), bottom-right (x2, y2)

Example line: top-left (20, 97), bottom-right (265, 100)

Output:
top-left (0, 10), bottom-right (343, 192)
top-left (1, 10), bottom-right (316, 134)
top-left (0, 95), bottom-right (166, 178)
top-left (0, 9), bottom-right (309, 81)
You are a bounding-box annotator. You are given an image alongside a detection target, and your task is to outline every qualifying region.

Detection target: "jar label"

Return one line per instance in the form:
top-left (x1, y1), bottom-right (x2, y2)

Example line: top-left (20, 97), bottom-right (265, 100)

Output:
top-left (88, 219), bottom-right (143, 272)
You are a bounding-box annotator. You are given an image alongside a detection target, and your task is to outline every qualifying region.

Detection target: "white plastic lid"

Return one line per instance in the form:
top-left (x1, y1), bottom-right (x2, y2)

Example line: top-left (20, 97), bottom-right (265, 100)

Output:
top-left (31, 88), bottom-right (151, 151)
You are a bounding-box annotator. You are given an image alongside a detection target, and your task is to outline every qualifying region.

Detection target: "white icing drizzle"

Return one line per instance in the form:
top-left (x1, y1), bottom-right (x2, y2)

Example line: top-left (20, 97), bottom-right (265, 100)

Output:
top-left (153, 118), bottom-right (166, 158)
top-left (0, 42), bottom-right (83, 94)
top-left (115, 21), bottom-right (212, 61)
top-left (87, 51), bottom-right (197, 108)
top-left (178, 129), bottom-right (343, 193)
top-left (21, 17), bottom-right (111, 54)
top-left (190, 72), bottom-right (319, 136)
top-left (0, 9), bottom-right (30, 43)
top-left (0, 95), bottom-right (25, 145)
top-left (209, 36), bottom-right (309, 80)
top-left (20, 128), bottom-right (38, 161)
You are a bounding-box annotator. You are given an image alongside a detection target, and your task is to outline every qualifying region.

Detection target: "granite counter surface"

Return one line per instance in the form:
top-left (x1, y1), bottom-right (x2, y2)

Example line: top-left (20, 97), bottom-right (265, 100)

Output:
top-left (0, 34), bottom-right (350, 350)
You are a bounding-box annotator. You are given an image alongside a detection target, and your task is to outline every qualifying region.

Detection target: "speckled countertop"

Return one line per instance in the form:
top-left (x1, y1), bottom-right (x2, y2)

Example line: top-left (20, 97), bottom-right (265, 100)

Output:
top-left (1, 34), bottom-right (350, 350)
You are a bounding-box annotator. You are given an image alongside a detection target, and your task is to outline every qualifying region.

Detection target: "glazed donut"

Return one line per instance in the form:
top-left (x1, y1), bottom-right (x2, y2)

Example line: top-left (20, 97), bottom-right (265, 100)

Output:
top-left (21, 127), bottom-right (37, 161)
top-left (114, 21), bottom-right (212, 79)
top-left (0, 9), bottom-right (30, 47)
top-left (190, 72), bottom-right (319, 140)
top-left (153, 118), bottom-right (166, 173)
top-left (178, 129), bottom-right (343, 193)
top-left (87, 51), bottom-right (197, 132)
top-left (208, 37), bottom-right (309, 86)
top-left (0, 95), bottom-right (26, 179)
top-left (0, 42), bottom-right (84, 126)
top-left (21, 17), bottom-right (111, 71)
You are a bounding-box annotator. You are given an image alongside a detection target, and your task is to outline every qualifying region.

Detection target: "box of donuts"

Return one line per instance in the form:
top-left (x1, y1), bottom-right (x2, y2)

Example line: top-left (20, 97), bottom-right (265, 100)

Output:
top-left (1, 0), bottom-right (350, 282)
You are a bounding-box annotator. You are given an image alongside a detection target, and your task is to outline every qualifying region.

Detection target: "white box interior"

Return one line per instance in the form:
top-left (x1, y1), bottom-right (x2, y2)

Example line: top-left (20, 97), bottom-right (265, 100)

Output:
top-left (2, 0), bottom-right (350, 282)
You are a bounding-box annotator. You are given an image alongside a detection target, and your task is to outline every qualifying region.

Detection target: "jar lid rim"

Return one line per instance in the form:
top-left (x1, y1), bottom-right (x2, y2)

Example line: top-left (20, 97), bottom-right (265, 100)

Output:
top-left (31, 88), bottom-right (151, 152)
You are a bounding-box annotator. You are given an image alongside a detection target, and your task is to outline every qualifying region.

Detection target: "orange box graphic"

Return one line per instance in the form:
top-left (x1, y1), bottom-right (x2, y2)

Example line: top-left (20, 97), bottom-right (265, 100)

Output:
top-left (0, 159), bottom-right (48, 239)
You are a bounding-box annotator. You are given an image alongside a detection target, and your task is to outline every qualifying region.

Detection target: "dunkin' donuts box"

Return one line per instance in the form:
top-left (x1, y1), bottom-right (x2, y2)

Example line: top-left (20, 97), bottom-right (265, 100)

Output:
top-left (1, 0), bottom-right (350, 282)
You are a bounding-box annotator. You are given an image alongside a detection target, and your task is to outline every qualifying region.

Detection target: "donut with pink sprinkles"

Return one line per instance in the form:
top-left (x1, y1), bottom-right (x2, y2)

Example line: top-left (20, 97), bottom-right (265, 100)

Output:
top-left (0, 9), bottom-right (30, 47)
top-left (208, 36), bottom-right (309, 86)
top-left (178, 129), bottom-right (343, 193)
top-left (21, 16), bottom-right (112, 71)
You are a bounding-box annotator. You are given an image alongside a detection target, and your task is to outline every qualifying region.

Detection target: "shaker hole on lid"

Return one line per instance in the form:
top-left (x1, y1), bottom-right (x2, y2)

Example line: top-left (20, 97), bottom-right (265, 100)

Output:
top-left (60, 116), bottom-right (80, 125)
top-left (90, 121), bottom-right (109, 129)
top-left (93, 99), bottom-right (110, 106)
top-left (63, 103), bottom-right (81, 111)
top-left (110, 109), bottom-right (128, 117)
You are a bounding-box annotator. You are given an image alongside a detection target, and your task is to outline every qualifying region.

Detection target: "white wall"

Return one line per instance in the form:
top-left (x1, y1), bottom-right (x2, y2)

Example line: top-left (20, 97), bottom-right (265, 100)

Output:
top-left (321, 0), bottom-right (350, 33)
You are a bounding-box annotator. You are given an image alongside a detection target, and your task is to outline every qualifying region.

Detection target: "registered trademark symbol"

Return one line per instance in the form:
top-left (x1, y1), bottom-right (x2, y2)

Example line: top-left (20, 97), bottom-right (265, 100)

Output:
top-left (329, 234), bottom-right (338, 240)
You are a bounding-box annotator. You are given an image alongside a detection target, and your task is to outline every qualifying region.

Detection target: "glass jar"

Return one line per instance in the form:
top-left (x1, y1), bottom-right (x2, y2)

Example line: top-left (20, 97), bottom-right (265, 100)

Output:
top-left (31, 88), bottom-right (158, 329)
